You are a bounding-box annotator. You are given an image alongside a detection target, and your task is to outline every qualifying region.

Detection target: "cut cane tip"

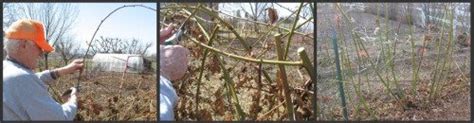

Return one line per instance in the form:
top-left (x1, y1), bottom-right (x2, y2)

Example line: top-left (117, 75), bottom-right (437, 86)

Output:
top-left (297, 47), bottom-right (305, 52)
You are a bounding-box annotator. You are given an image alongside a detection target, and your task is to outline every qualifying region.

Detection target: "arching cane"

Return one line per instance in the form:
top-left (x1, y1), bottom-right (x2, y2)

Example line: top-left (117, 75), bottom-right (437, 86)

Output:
top-left (62, 4), bottom-right (157, 96)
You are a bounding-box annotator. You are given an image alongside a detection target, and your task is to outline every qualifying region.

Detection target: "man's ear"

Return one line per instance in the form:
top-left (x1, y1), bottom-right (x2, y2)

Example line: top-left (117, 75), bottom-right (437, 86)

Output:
top-left (24, 41), bottom-right (37, 50)
top-left (19, 41), bottom-right (27, 49)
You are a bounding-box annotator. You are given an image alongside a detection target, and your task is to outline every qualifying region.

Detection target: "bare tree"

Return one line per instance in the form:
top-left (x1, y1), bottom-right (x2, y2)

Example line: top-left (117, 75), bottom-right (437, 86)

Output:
top-left (2, 5), bottom-right (22, 59)
top-left (299, 3), bottom-right (314, 33)
top-left (16, 3), bottom-right (79, 70)
top-left (55, 36), bottom-right (80, 65)
top-left (276, 3), bottom-right (312, 21)
top-left (241, 3), bottom-right (269, 32)
top-left (90, 37), bottom-right (123, 55)
top-left (91, 36), bottom-right (152, 56)
top-left (3, 3), bottom-right (21, 29)
top-left (123, 39), bottom-right (153, 56)
top-left (3, 3), bottom-right (20, 59)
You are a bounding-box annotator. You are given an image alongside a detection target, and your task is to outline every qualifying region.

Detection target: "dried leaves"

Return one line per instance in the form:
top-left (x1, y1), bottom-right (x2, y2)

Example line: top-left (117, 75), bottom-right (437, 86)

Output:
top-left (199, 109), bottom-right (213, 120)
top-left (208, 54), bottom-right (221, 74)
top-left (212, 88), bottom-right (226, 116)
top-left (71, 73), bottom-right (156, 121)
top-left (457, 32), bottom-right (470, 47)
top-left (266, 8), bottom-right (278, 24)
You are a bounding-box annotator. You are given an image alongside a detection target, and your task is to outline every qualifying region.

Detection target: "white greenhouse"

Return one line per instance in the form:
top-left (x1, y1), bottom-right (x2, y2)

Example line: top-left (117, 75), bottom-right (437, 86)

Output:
top-left (91, 53), bottom-right (151, 73)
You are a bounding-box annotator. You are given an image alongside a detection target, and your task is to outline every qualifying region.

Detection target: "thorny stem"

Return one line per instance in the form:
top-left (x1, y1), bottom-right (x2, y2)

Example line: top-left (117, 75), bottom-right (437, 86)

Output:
top-left (217, 55), bottom-right (246, 120)
top-left (178, 5), bottom-right (308, 120)
top-left (275, 34), bottom-right (296, 120)
top-left (247, 10), bottom-right (314, 68)
top-left (384, 3), bottom-right (403, 100)
top-left (283, 2), bottom-right (305, 60)
top-left (163, 3), bottom-right (314, 120)
top-left (429, 4), bottom-right (448, 100)
top-left (298, 48), bottom-right (316, 88)
top-left (407, 4), bottom-right (418, 96)
top-left (297, 48), bottom-right (317, 120)
top-left (185, 34), bottom-right (303, 66)
top-left (181, 4), bottom-right (211, 40)
top-left (431, 4), bottom-right (455, 99)
top-left (195, 26), bottom-right (219, 118)
top-left (336, 8), bottom-right (375, 119)
top-left (335, 4), bottom-right (400, 102)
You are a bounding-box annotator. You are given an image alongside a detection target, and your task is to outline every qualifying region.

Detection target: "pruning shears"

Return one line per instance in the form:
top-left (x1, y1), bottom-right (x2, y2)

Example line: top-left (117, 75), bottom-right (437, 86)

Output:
top-left (163, 23), bottom-right (186, 45)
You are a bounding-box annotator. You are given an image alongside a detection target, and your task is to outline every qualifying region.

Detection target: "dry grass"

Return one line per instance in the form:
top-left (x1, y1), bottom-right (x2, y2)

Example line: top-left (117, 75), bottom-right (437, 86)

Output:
top-left (46, 60), bottom-right (157, 121)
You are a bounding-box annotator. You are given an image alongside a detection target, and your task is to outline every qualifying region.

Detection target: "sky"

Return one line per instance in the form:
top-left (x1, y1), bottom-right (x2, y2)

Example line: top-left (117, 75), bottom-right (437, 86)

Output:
top-left (219, 3), bottom-right (304, 18)
top-left (72, 3), bottom-right (157, 56)
top-left (218, 3), bottom-right (314, 32)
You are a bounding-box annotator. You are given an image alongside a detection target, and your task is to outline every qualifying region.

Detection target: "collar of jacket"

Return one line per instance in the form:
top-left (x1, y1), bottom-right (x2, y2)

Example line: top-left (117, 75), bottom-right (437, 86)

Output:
top-left (5, 56), bottom-right (31, 70)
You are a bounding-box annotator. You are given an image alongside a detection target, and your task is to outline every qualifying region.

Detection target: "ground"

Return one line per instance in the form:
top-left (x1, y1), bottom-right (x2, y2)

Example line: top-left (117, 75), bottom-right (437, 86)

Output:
top-left (172, 32), bottom-right (314, 121)
top-left (46, 60), bottom-right (157, 121)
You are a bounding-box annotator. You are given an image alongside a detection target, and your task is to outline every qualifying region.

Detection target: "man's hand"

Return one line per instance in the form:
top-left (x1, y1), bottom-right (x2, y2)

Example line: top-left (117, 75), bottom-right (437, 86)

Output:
top-left (57, 59), bottom-right (84, 76)
top-left (61, 87), bottom-right (78, 103)
top-left (160, 24), bottom-right (176, 44)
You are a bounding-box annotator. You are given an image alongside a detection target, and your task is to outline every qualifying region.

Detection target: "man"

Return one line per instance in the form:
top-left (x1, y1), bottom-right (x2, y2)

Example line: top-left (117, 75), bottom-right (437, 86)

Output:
top-left (3, 19), bottom-right (84, 121)
top-left (159, 24), bottom-right (190, 121)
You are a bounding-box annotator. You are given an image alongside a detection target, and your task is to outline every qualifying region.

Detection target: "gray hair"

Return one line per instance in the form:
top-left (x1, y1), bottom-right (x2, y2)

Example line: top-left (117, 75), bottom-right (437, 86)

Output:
top-left (4, 38), bottom-right (34, 56)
